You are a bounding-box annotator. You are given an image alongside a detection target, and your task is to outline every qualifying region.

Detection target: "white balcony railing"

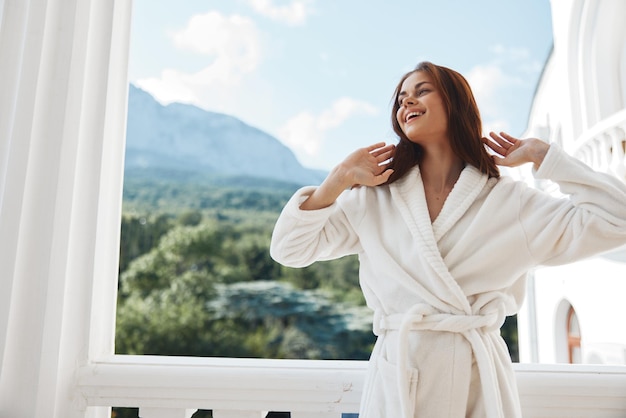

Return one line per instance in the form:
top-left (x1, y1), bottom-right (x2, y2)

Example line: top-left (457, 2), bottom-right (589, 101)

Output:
top-left (571, 108), bottom-right (626, 180)
top-left (76, 355), bottom-right (626, 418)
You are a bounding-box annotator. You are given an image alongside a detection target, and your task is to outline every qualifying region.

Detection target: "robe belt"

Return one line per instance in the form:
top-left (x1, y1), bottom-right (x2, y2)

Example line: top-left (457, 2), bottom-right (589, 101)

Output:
top-left (372, 302), bottom-right (507, 418)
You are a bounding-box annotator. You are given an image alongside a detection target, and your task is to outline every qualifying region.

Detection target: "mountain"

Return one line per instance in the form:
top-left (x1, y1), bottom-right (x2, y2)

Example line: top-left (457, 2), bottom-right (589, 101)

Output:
top-left (125, 85), bottom-right (326, 186)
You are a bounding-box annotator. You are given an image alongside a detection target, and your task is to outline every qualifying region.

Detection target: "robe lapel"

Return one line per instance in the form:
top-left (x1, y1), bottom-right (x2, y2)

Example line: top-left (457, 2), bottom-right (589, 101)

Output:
top-left (390, 164), bottom-right (488, 314)
top-left (432, 165), bottom-right (487, 241)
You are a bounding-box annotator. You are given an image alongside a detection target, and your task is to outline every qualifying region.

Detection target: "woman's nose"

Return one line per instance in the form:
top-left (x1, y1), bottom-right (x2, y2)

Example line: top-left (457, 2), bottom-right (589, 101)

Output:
top-left (401, 96), bottom-right (416, 106)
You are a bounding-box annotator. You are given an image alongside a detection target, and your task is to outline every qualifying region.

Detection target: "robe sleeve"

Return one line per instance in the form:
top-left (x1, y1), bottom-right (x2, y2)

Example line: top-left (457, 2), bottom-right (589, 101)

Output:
top-left (519, 143), bottom-right (626, 266)
top-left (270, 186), bottom-right (363, 268)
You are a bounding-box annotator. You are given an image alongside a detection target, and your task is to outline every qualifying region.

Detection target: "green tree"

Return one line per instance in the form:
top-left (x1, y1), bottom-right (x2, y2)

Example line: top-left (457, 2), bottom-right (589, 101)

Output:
top-left (179, 209), bottom-right (203, 226)
top-left (119, 213), bottom-right (173, 273)
top-left (119, 222), bottom-right (226, 297)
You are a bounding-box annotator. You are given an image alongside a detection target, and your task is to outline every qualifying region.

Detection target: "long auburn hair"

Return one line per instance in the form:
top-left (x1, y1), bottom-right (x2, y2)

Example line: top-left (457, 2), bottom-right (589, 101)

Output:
top-left (386, 61), bottom-right (499, 184)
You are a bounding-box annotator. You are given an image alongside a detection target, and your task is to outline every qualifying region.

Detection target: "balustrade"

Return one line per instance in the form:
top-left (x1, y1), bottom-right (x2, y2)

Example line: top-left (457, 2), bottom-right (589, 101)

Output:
top-left (77, 355), bottom-right (626, 418)
top-left (572, 109), bottom-right (626, 180)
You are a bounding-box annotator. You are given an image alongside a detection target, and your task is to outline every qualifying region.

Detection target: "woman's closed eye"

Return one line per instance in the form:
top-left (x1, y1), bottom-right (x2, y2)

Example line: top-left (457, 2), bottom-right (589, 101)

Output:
top-left (398, 89), bottom-right (430, 106)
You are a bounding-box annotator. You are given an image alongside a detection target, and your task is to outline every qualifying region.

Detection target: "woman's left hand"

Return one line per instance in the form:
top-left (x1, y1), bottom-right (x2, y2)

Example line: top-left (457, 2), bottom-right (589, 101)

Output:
top-left (482, 131), bottom-right (549, 170)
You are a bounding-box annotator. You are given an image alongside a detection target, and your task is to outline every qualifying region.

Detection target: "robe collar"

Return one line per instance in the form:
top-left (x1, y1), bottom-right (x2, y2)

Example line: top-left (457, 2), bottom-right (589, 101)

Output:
top-left (389, 163), bottom-right (488, 313)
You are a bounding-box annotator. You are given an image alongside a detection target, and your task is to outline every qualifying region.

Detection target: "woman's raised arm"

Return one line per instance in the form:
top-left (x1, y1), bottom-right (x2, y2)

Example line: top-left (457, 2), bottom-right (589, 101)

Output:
top-left (300, 142), bottom-right (395, 210)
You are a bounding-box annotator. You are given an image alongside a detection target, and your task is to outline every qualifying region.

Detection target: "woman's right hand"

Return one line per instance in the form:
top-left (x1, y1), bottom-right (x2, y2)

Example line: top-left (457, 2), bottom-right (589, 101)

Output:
top-left (300, 142), bottom-right (395, 210)
top-left (339, 142), bottom-right (396, 188)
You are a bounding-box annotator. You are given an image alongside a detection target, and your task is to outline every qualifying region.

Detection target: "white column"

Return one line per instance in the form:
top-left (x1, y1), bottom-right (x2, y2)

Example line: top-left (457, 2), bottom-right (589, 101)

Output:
top-left (0, 0), bottom-right (131, 417)
top-left (549, 0), bottom-right (585, 142)
top-left (517, 272), bottom-right (539, 363)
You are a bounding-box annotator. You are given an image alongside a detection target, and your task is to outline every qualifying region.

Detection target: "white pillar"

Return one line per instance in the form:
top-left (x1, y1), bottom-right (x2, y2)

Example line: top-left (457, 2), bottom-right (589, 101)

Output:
top-left (549, 0), bottom-right (585, 142)
top-left (0, 0), bottom-right (132, 417)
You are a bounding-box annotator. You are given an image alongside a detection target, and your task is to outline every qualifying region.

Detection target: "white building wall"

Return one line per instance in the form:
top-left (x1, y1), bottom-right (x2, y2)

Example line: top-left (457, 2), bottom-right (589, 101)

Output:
top-left (523, 253), bottom-right (626, 365)
top-left (518, 0), bottom-right (626, 365)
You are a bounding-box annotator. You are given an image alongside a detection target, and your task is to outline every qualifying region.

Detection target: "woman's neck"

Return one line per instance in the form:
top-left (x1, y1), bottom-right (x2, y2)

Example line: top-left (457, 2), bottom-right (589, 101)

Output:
top-left (419, 147), bottom-right (465, 192)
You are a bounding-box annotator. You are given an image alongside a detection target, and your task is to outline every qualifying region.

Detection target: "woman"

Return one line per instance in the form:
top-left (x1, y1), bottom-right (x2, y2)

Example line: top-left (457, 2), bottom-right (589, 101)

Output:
top-left (270, 62), bottom-right (626, 417)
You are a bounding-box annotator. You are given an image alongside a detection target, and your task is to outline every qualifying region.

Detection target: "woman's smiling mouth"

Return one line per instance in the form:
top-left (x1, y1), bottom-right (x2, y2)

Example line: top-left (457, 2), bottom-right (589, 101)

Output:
top-left (405, 111), bottom-right (424, 123)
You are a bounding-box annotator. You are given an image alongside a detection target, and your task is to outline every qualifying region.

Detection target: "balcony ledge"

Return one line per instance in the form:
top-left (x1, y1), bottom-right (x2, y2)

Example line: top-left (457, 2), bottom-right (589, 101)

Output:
top-left (77, 355), bottom-right (626, 417)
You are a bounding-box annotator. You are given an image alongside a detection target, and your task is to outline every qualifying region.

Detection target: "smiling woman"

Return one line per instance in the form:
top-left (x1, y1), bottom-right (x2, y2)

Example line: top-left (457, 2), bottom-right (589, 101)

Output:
top-left (2, 0), bottom-right (626, 417)
top-left (270, 60), bottom-right (626, 417)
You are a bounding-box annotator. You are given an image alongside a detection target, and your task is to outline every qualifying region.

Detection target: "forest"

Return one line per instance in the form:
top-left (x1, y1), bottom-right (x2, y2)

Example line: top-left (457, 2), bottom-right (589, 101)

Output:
top-left (114, 174), bottom-right (518, 417)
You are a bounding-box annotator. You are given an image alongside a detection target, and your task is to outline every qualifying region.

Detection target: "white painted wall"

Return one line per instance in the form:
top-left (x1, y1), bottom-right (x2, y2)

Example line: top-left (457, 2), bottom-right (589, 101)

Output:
top-left (518, 0), bottom-right (626, 366)
top-left (524, 253), bottom-right (626, 364)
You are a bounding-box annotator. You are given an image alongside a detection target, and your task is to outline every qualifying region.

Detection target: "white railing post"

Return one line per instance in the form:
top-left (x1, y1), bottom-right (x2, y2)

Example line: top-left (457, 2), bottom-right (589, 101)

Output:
top-left (212, 411), bottom-right (265, 418)
top-left (591, 137), bottom-right (601, 169)
top-left (608, 126), bottom-right (626, 179)
top-left (579, 145), bottom-right (591, 167)
top-left (600, 133), bottom-right (612, 172)
top-left (572, 108), bottom-right (626, 179)
top-left (139, 408), bottom-right (196, 418)
top-left (291, 413), bottom-right (338, 418)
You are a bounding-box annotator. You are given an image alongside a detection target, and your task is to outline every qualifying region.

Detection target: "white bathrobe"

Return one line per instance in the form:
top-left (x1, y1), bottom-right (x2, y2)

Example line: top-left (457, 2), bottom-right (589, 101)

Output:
top-left (270, 144), bottom-right (626, 418)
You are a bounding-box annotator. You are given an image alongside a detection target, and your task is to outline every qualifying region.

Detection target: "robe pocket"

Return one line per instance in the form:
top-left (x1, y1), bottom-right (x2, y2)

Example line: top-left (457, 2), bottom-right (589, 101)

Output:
top-left (365, 356), bottom-right (419, 417)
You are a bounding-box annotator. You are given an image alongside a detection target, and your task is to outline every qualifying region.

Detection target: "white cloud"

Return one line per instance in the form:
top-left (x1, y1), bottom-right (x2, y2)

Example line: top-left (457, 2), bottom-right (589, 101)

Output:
top-left (318, 97), bottom-right (377, 130)
top-left (136, 11), bottom-right (262, 107)
top-left (278, 112), bottom-right (321, 155)
top-left (489, 44), bottom-right (530, 61)
top-left (467, 64), bottom-right (519, 109)
top-left (248, 0), bottom-right (314, 25)
top-left (170, 12), bottom-right (260, 70)
top-left (136, 69), bottom-right (199, 105)
top-left (278, 97), bottom-right (378, 158)
top-left (489, 44), bottom-right (544, 75)
top-left (466, 60), bottom-right (527, 136)
top-left (467, 63), bottom-right (523, 129)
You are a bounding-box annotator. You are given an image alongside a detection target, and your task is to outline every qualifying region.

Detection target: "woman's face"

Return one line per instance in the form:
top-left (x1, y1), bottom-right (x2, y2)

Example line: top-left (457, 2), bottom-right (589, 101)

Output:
top-left (395, 71), bottom-right (448, 146)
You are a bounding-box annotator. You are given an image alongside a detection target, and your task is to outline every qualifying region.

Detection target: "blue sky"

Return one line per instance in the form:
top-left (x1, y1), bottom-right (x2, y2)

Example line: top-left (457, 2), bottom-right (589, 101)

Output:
top-left (128, 0), bottom-right (553, 170)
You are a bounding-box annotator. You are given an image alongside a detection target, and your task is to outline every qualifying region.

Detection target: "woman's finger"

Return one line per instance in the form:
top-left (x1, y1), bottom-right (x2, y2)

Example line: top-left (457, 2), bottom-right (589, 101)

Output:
top-left (375, 149), bottom-right (394, 163)
top-left (499, 132), bottom-right (519, 143)
top-left (366, 142), bottom-right (387, 152)
top-left (483, 137), bottom-right (508, 156)
top-left (370, 143), bottom-right (395, 157)
top-left (489, 131), bottom-right (513, 148)
top-left (373, 168), bottom-right (394, 185)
